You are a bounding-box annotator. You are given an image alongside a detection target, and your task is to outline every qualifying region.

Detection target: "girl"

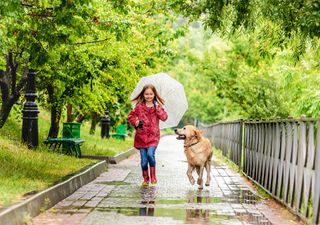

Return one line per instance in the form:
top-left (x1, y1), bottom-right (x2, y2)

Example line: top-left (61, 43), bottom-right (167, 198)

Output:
top-left (128, 84), bottom-right (168, 186)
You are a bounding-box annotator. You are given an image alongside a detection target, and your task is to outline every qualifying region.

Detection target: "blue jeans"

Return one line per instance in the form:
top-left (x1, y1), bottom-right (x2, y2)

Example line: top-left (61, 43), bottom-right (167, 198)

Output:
top-left (139, 146), bottom-right (157, 171)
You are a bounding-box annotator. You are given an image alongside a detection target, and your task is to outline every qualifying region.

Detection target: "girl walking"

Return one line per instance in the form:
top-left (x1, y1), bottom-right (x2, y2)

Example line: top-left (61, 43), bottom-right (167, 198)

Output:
top-left (128, 84), bottom-right (168, 186)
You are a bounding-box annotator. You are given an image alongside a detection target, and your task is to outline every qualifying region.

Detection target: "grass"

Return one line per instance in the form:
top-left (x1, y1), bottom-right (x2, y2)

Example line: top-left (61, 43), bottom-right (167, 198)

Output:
top-left (0, 111), bottom-right (96, 207)
top-left (80, 121), bottom-right (134, 156)
top-left (0, 107), bottom-right (132, 207)
top-left (212, 147), bottom-right (240, 172)
top-left (0, 138), bottom-right (94, 207)
top-left (161, 128), bottom-right (176, 135)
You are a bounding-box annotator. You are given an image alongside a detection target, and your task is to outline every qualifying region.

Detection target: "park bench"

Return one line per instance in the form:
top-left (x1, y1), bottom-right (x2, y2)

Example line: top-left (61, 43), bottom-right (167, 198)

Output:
top-left (111, 124), bottom-right (127, 140)
top-left (44, 122), bottom-right (84, 157)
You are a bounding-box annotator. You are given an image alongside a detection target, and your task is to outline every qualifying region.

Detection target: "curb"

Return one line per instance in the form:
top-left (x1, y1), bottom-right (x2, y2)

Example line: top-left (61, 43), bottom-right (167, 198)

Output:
top-left (109, 147), bottom-right (138, 164)
top-left (82, 147), bottom-right (138, 164)
top-left (0, 161), bottom-right (107, 225)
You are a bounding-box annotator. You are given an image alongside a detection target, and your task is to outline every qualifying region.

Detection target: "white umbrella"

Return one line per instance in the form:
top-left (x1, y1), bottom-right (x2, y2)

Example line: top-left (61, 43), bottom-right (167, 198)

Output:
top-left (130, 73), bottom-right (188, 129)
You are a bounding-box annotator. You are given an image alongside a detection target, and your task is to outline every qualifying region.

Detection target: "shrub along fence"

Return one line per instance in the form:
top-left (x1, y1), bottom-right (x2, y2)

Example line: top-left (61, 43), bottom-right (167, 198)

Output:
top-left (199, 117), bottom-right (320, 225)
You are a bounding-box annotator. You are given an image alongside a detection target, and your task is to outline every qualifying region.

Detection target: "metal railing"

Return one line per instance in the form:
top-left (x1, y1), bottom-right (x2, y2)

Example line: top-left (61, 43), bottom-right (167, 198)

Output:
top-left (199, 117), bottom-right (320, 225)
top-left (199, 121), bottom-right (242, 167)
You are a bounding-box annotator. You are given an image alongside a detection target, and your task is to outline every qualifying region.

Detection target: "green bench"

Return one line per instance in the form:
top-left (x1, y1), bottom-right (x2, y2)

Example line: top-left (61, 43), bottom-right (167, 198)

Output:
top-left (44, 122), bottom-right (84, 157)
top-left (111, 124), bottom-right (127, 140)
top-left (44, 138), bottom-right (84, 157)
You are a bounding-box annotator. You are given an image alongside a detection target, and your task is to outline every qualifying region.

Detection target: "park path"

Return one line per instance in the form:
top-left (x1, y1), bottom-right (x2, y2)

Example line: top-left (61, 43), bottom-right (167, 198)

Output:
top-left (31, 135), bottom-right (303, 225)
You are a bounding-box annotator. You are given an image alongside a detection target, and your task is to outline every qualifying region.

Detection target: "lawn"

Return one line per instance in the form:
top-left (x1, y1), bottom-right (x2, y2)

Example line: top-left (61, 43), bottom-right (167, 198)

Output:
top-left (0, 138), bottom-right (94, 207)
top-left (80, 121), bottom-right (134, 156)
top-left (0, 107), bottom-right (132, 207)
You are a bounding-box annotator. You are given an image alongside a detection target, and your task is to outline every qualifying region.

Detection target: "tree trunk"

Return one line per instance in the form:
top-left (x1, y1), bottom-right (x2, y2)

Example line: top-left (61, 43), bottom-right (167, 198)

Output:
top-left (0, 99), bottom-right (14, 128)
top-left (48, 105), bottom-right (62, 138)
top-left (76, 114), bottom-right (86, 123)
top-left (90, 112), bottom-right (99, 135)
top-left (47, 84), bottom-right (62, 138)
top-left (67, 103), bottom-right (73, 122)
top-left (0, 52), bottom-right (27, 128)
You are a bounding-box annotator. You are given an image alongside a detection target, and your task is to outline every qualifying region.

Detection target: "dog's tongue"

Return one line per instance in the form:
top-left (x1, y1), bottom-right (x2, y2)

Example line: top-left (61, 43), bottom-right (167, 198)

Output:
top-left (176, 135), bottom-right (185, 140)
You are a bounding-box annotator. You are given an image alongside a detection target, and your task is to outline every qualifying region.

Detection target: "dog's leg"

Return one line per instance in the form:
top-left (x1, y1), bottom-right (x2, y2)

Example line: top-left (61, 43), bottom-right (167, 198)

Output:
top-left (196, 166), bottom-right (200, 175)
top-left (205, 152), bottom-right (212, 186)
top-left (205, 160), bottom-right (211, 186)
top-left (197, 165), bottom-right (204, 189)
top-left (187, 164), bottom-right (195, 185)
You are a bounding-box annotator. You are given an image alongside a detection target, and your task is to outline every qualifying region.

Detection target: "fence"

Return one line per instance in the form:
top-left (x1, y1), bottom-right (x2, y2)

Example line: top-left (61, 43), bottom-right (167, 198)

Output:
top-left (200, 121), bottom-right (243, 167)
top-left (199, 117), bottom-right (320, 225)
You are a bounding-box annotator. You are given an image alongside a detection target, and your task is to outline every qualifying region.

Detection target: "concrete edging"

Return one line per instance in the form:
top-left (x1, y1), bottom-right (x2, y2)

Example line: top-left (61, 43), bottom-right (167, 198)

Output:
top-left (0, 161), bottom-right (107, 225)
top-left (82, 147), bottom-right (138, 164)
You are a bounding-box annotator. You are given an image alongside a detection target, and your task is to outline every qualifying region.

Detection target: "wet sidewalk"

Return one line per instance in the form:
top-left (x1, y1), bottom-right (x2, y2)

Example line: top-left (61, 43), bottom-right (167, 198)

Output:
top-left (31, 136), bottom-right (303, 225)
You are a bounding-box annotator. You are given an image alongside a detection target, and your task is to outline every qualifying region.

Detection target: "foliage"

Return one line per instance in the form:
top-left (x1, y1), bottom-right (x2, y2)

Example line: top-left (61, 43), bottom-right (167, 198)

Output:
top-left (0, 0), bottom-right (183, 136)
top-left (167, 19), bottom-right (320, 122)
top-left (169, 0), bottom-right (320, 39)
top-left (167, 26), bottom-right (237, 124)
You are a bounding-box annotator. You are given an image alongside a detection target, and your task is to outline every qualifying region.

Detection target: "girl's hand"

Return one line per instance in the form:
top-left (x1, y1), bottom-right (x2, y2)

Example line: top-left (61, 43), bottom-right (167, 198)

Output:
top-left (135, 120), bottom-right (140, 127)
top-left (157, 104), bottom-right (162, 110)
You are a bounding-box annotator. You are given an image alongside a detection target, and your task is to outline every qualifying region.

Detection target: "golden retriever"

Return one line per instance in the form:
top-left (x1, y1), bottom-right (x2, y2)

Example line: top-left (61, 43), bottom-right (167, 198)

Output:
top-left (175, 125), bottom-right (212, 189)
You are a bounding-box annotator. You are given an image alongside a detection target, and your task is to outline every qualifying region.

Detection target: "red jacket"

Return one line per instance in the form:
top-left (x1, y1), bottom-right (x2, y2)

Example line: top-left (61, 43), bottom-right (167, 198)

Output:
top-left (128, 103), bottom-right (168, 149)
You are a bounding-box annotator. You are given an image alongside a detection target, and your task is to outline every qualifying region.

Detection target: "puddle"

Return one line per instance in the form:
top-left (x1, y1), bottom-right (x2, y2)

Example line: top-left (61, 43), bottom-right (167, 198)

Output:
top-left (96, 207), bottom-right (235, 223)
top-left (97, 181), bottom-right (131, 185)
top-left (68, 187), bottom-right (270, 224)
top-left (140, 187), bottom-right (259, 205)
top-left (224, 189), bottom-right (259, 204)
top-left (95, 207), bottom-right (272, 225)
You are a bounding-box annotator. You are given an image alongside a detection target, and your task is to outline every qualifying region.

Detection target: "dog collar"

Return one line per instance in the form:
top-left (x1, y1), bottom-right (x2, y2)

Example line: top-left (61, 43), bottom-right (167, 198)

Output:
top-left (184, 141), bottom-right (199, 148)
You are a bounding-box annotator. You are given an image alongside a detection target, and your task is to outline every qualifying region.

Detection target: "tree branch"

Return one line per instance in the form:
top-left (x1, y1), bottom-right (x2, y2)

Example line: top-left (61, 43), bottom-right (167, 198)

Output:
top-left (8, 51), bottom-right (19, 96)
top-left (69, 38), bottom-right (110, 45)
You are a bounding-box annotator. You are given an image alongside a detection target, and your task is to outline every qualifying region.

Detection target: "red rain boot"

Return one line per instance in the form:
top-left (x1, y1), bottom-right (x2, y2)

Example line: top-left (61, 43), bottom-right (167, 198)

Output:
top-left (142, 170), bottom-right (149, 186)
top-left (150, 166), bottom-right (157, 184)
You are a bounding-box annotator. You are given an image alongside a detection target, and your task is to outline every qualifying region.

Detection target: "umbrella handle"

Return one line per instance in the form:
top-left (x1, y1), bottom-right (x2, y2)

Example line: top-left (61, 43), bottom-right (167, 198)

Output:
top-left (153, 99), bottom-right (156, 109)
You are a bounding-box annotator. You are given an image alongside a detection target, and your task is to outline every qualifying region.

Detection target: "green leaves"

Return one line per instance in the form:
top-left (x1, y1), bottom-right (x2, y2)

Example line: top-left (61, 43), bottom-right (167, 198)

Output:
top-left (166, 18), bottom-right (320, 123)
top-left (0, 0), bottom-right (180, 134)
top-left (170, 0), bottom-right (320, 41)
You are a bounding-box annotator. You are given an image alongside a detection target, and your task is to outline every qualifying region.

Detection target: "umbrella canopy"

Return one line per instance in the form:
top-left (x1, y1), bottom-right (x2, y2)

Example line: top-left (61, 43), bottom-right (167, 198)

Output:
top-left (130, 73), bottom-right (188, 129)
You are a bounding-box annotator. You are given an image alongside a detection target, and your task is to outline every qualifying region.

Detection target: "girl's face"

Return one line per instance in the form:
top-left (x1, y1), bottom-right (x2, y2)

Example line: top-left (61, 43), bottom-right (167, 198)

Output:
top-left (143, 88), bottom-right (155, 103)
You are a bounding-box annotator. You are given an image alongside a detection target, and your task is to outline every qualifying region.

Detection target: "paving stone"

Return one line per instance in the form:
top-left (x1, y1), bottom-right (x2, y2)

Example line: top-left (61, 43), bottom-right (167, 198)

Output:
top-left (54, 200), bottom-right (74, 208)
top-left (61, 213), bottom-right (88, 225)
top-left (70, 200), bottom-right (87, 207)
top-left (84, 200), bottom-right (101, 208)
top-left (32, 136), bottom-right (303, 225)
top-left (79, 192), bottom-right (97, 200)
top-left (65, 193), bottom-right (86, 201)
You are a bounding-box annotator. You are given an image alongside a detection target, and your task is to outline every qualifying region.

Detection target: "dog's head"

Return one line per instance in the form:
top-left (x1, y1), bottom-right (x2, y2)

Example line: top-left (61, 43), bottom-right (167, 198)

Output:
top-left (174, 125), bottom-right (203, 141)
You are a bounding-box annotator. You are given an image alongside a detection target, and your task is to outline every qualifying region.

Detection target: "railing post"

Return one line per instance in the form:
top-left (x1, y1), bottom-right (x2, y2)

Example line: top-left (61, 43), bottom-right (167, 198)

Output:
top-left (313, 117), bottom-right (320, 224)
top-left (239, 119), bottom-right (244, 171)
top-left (296, 115), bottom-right (306, 213)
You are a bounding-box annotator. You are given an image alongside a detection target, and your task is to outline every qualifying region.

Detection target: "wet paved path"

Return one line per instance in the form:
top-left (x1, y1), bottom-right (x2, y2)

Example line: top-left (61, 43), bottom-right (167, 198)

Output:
top-left (32, 136), bottom-right (303, 225)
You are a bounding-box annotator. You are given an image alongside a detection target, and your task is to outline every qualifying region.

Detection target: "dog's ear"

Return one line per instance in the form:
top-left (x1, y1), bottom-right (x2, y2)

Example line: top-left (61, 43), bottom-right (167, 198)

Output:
top-left (194, 128), bottom-right (203, 141)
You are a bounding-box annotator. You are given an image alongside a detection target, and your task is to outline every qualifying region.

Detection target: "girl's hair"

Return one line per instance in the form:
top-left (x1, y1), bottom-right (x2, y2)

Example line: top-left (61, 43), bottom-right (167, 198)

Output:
top-left (131, 84), bottom-right (165, 105)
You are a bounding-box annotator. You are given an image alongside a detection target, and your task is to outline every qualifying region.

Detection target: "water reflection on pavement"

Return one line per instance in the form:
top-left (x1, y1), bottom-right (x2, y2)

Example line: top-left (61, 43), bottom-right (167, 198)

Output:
top-left (33, 135), bottom-right (301, 225)
top-left (79, 136), bottom-right (276, 225)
